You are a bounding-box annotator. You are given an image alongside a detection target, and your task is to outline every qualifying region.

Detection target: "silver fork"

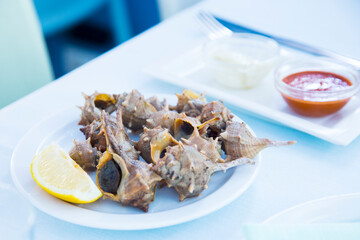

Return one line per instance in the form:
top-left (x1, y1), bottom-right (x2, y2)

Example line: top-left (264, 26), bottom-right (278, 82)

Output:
top-left (197, 10), bottom-right (232, 39)
top-left (197, 11), bottom-right (360, 69)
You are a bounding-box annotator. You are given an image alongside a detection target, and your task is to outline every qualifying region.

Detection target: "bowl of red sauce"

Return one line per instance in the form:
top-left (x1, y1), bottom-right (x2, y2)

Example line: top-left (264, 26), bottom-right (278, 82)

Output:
top-left (274, 58), bottom-right (360, 117)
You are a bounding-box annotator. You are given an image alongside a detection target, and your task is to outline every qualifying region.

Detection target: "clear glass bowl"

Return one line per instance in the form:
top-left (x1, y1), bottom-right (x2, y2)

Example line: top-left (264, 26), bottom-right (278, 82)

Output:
top-left (274, 57), bottom-right (360, 117)
top-left (203, 33), bottom-right (280, 89)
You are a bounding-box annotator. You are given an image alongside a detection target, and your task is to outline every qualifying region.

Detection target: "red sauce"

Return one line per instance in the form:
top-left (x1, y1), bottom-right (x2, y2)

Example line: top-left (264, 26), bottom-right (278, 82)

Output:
top-left (281, 71), bottom-right (352, 117)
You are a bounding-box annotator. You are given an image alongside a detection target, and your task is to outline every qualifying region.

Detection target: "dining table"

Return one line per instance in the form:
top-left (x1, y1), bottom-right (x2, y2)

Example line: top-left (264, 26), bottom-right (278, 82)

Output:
top-left (1, 0), bottom-right (360, 239)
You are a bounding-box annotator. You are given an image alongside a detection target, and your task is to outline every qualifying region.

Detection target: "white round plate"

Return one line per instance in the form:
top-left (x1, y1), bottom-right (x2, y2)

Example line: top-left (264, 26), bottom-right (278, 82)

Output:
top-left (11, 94), bottom-right (260, 230)
top-left (264, 193), bottom-right (360, 224)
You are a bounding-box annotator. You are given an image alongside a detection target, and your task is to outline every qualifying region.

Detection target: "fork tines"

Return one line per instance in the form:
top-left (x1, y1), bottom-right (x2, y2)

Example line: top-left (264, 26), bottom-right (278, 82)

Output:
top-left (197, 10), bottom-right (233, 39)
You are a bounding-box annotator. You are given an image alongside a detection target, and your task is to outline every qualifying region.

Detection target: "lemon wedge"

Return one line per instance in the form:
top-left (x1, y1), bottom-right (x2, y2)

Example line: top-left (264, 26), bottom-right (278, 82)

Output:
top-left (31, 144), bottom-right (102, 204)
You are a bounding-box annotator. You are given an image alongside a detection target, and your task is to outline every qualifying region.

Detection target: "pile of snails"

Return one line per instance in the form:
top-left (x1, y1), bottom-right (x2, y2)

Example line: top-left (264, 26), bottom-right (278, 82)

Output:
top-left (69, 89), bottom-right (295, 212)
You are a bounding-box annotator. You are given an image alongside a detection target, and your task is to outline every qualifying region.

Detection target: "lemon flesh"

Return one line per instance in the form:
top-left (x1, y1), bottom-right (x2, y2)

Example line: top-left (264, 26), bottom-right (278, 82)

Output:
top-left (31, 144), bottom-right (102, 204)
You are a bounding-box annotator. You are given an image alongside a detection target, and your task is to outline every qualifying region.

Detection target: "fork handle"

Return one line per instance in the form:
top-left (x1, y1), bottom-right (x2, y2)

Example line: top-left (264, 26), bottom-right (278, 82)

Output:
top-left (216, 17), bottom-right (360, 70)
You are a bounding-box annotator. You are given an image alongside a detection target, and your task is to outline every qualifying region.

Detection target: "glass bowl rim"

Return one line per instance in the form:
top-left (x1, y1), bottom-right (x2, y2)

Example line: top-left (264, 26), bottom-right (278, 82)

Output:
top-left (274, 57), bottom-right (360, 101)
top-left (203, 33), bottom-right (280, 66)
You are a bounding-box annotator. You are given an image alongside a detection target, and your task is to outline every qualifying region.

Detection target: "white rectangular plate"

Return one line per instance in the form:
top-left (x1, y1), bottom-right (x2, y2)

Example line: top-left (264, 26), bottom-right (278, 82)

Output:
top-left (143, 39), bottom-right (360, 145)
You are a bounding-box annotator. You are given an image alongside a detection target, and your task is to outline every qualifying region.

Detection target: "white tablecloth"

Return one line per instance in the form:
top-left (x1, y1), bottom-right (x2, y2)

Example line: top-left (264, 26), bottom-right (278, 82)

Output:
top-left (1, 0), bottom-right (360, 239)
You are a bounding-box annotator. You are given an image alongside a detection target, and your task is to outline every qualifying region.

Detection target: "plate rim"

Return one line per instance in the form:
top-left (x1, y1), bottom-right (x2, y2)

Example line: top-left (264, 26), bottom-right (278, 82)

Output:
top-left (263, 192), bottom-right (360, 224)
top-left (11, 97), bottom-right (261, 230)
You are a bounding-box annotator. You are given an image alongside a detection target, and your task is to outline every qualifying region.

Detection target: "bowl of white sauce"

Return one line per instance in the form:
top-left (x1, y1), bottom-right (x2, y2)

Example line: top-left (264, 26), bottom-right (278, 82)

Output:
top-left (203, 33), bottom-right (280, 89)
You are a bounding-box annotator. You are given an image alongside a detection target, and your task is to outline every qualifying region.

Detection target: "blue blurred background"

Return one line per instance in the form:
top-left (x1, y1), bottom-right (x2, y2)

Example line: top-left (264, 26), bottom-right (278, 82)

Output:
top-left (35, 0), bottom-right (202, 78)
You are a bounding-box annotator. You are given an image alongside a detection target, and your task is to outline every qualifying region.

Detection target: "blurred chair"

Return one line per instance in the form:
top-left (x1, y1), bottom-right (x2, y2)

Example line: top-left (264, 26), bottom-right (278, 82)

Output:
top-left (0, 0), bottom-right (53, 109)
top-left (125, 0), bottom-right (160, 37)
top-left (33, 0), bottom-right (127, 38)
top-left (33, 0), bottom-right (134, 77)
top-left (34, 0), bottom-right (161, 43)
top-left (108, 0), bottom-right (133, 44)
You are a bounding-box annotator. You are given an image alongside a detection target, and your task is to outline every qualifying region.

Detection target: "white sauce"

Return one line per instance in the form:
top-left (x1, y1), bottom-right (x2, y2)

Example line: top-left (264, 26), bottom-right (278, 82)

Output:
top-left (204, 38), bottom-right (279, 89)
